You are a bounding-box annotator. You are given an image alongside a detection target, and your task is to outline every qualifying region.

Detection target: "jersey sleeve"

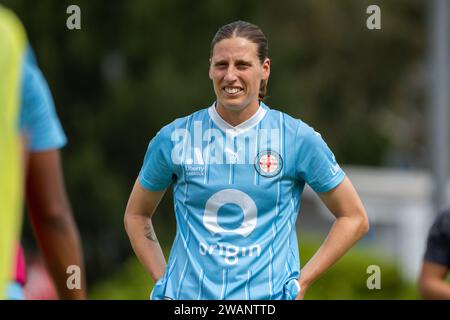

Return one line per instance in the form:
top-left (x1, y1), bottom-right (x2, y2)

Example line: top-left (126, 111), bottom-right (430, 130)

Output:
top-left (19, 46), bottom-right (67, 151)
top-left (139, 125), bottom-right (175, 191)
top-left (424, 211), bottom-right (450, 268)
top-left (294, 121), bottom-right (345, 193)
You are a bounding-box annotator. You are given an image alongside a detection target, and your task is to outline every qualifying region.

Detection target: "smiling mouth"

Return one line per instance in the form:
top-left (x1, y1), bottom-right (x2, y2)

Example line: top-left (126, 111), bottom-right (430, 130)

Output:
top-left (223, 87), bottom-right (243, 95)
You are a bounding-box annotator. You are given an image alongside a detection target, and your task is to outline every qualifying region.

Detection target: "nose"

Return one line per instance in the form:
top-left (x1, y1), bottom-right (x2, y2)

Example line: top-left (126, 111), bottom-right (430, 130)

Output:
top-left (224, 66), bottom-right (238, 82)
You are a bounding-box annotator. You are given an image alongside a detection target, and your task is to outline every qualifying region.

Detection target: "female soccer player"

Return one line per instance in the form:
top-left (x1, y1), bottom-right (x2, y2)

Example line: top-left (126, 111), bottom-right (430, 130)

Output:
top-left (125, 20), bottom-right (369, 300)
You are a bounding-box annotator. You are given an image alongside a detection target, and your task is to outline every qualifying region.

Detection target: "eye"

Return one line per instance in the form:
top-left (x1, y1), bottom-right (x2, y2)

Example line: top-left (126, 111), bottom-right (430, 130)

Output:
top-left (236, 62), bottom-right (251, 70)
top-left (214, 62), bottom-right (228, 69)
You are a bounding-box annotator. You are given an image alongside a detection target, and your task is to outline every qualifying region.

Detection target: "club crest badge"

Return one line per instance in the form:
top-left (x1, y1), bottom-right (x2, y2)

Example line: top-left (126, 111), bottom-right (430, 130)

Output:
top-left (254, 150), bottom-right (283, 177)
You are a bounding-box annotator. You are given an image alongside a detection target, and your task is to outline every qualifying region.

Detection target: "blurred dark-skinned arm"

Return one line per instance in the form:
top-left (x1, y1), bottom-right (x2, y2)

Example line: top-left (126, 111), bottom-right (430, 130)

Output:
top-left (419, 262), bottom-right (450, 299)
top-left (25, 149), bottom-right (86, 299)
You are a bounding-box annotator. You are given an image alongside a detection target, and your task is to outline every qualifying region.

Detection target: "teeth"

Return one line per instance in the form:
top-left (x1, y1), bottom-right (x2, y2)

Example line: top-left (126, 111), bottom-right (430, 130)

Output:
top-left (224, 87), bottom-right (242, 94)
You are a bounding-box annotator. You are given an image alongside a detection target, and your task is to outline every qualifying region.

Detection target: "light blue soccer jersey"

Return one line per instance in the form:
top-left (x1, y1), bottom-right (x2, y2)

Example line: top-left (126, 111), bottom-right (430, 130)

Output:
top-left (19, 45), bottom-right (67, 151)
top-left (140, 102), bottom-right (345, 300)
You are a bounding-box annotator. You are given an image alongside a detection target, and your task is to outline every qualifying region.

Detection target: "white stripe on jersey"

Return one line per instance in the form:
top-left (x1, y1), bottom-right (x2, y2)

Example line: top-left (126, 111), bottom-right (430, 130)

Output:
top-left (204, 119), bottom-right (212, 185)
top-left (197, 269), bottom-right (204, 300)
top-left (254, 124), bottom-right (260, 185)
top-left (220, 269), bottom-right (228, 299)
top-left (245, 269), bottom-right (252, 300)
top-left (164, 255), bottom-right (178, 296)
top-left (275, 112), bottom-right (283, 233)
top-left (181, 116), bottom-right (192, 249)
top-left (269, 247), bottom-right (273, 297)
top-left (175, 205), bottom-right (187, 249)
top-left (285, 264), bottom-right (291, 276)
top-left (177, 259), bottom-right (189, 299)
top-left (269, 112), bottom-right (284, 297)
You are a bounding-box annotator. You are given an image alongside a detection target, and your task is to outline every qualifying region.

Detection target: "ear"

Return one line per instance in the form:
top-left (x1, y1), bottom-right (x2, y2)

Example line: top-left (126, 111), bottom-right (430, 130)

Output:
top-left (262, 58), bottom-right (270, 81)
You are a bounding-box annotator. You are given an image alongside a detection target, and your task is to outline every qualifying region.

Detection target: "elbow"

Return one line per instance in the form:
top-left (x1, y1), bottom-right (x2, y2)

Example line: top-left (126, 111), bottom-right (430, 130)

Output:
top-left (357, 210), bottom-right (370, 238)
top-left (32, 203), bottom-right (74, 231)
top-left (123, 210), bottom-right (137, 234)
top-left (362, 215), bottom-right (370, 235)
top-left (124, 211), bottom-right (131, 234)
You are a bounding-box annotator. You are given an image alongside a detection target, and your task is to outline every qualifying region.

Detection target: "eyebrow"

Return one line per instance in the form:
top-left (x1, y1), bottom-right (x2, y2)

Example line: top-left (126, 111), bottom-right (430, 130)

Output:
top-left (213, 60), bottom-right (228, 66)
top-left (213, 59), bottom-right (253, 66)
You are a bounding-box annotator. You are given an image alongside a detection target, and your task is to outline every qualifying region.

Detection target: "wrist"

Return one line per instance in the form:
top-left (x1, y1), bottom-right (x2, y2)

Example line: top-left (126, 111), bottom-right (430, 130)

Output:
top-left (298, 276), bottom-right (312, 291)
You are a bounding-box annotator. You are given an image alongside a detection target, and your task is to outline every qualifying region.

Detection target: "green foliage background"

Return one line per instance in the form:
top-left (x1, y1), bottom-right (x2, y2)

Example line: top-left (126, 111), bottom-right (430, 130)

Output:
top-left (1, 0), bottom-right (427, 297)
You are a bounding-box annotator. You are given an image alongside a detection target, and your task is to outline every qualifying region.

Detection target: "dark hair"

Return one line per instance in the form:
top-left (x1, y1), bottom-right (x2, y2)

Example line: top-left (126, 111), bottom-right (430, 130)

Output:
top-left (210, 21), bottom-right (269, 101)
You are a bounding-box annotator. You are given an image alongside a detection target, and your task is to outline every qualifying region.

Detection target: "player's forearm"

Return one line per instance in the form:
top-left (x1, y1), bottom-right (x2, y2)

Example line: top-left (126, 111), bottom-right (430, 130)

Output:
top-left (420, 279), bottom-right (450, 300)
top-left (30, 213), bottom-right (86, 299)
top-left (299, 215), bottom-right (369, 290)
top-left (124, 213), bottom-right (167, 282)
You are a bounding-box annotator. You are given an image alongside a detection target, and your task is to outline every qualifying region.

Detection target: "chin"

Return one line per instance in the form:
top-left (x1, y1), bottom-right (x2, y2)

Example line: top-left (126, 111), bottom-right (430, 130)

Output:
top-left (223, 104), bottom-right (247, 112)
top-left (220, 99), bottom-right (250, 112)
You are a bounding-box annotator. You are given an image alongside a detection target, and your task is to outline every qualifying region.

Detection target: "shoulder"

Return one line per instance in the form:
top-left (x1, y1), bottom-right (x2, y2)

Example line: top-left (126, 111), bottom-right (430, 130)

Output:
top-left (21, 46), bottom-right (40, 81)
top-left (21, 46), bottom-right (52, 99)
top-left (432, 209), bottom-right (450, 236)
top-left (0, 6), bottom-right (27, 47)
top-left (150, 107), bottom-right (210, 140)
top-left (263, 104), bottom-right (318, 138)
top-left (425, 208), bottom-right (450, 266)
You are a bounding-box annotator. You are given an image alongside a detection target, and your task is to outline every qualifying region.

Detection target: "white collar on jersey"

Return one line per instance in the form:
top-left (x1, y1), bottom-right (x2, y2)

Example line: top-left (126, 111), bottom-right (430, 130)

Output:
top-left (208, 101), bottom-right (267, 135)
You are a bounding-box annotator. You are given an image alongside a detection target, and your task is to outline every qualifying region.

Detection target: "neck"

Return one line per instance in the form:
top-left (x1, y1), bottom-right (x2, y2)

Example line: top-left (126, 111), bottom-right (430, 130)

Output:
top-left (215, 100), bottom-right (260, 127)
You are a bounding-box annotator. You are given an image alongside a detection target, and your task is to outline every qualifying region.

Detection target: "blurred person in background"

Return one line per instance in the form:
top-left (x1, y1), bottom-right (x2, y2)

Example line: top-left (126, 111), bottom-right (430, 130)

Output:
top-left (0, 5), bottom-right (26, 300)
top-left (125, 20), bottom-right (369, 300)
top-left (1, 5), bottom-right (86, 300)
top-left (419, 208), bottom-right (450, 299)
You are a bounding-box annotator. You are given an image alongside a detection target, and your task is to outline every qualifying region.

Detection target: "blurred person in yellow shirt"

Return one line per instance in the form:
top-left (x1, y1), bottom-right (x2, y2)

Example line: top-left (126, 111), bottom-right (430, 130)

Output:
top-left (0, 5), bottom-right (86, 300)
top-left (0, 4), bottom-right (27, 299)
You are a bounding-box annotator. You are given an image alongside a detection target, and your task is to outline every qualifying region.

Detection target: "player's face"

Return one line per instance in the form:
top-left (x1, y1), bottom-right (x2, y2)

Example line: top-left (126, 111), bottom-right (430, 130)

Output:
top-left (209, 37), bottom-right (270, 112)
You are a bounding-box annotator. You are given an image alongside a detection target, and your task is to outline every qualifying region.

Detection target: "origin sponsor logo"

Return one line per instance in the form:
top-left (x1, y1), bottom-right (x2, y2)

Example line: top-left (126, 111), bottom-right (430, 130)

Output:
top-left (199, 242), bottom-right (261, 265)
